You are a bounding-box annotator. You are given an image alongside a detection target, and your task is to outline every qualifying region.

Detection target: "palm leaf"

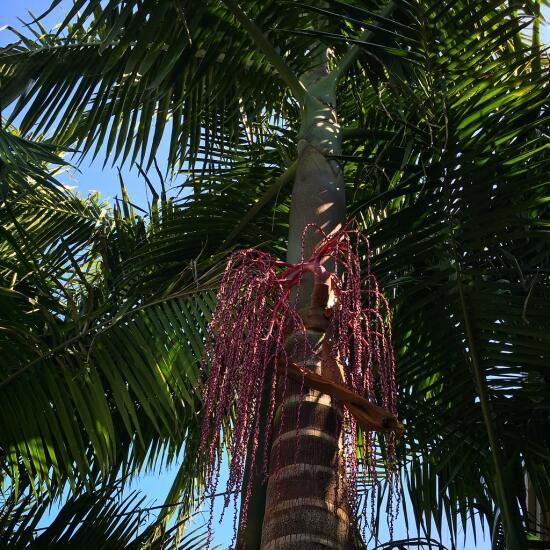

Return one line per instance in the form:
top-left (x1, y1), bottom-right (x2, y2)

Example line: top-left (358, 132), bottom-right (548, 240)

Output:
top-left (0, 481), bottom-right (209, 549)
top-left (337, 1), bottom-right (549, 546)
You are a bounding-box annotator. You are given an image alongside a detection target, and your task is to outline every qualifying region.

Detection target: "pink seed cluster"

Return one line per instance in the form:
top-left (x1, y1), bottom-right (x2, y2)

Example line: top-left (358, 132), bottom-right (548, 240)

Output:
top-left (199, 224), bottom-right (398, 544)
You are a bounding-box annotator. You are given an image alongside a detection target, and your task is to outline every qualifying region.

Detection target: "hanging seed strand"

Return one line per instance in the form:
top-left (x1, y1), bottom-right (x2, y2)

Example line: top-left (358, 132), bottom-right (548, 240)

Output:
top-left (199, 224), bottom-right (399, 544)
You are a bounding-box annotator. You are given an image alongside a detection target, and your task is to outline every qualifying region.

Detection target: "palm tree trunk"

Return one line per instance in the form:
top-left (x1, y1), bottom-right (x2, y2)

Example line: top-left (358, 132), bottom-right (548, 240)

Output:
top-left (260, 67), bottom-right (351, 549)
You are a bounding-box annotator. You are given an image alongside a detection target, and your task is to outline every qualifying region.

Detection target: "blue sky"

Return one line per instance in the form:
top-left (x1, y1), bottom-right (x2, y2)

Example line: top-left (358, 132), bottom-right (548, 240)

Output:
top-left (3, 1), bottom-right (547, 547)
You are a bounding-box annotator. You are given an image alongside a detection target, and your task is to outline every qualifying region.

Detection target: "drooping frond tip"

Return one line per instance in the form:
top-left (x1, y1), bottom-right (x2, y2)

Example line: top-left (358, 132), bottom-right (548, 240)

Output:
top-left (199, 224), bottom-right (401, 544)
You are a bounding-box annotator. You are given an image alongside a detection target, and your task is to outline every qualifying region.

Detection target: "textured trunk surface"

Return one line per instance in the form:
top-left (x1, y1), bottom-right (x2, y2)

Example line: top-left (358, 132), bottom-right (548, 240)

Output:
top-left (260, 334), bottom-right (351, 550)
top-left (260, 70), bottom-right (351, 549)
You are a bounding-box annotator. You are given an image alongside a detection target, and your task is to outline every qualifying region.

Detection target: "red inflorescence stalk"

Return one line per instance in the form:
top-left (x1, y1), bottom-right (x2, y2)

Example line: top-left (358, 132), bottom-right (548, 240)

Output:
top-left (199, 224), bottom-right (399, 544)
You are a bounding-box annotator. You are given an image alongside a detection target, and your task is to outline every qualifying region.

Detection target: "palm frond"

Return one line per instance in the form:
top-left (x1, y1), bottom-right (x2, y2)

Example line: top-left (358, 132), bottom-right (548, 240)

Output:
top-left (0, 123), bottom-right (67, 194)
top-left (338, 1), bottom-right (549, 547)
top-left (0, 170), bottom-right (220, 517)
top-left (0, 0), bottom-right (314, 170)
top-left (0, 481), bottom-right (208, 549)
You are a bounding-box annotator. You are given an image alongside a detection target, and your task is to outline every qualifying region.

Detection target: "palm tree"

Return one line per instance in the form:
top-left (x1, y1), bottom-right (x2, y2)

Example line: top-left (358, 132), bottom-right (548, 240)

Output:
top-left (1, 1), bottom-right (549, 549)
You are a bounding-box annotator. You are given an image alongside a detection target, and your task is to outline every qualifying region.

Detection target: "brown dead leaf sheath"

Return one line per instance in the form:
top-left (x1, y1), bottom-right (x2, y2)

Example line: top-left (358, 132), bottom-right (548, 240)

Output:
top-left (277, 361), bottom-right (404, 435)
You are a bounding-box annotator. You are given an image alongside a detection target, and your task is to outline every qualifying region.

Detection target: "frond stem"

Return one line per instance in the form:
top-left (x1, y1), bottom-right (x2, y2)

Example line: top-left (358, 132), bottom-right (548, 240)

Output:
top-left (330, 1), bottom-right (396, 82)
top-left (455, 265), bottom-right (525, 550)
top-left (532, 0), bottom-right (541, 75)
top-left (221, 160), bottom-right (297, 247)
top-left (221, 0), bottom-right (306, 101)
